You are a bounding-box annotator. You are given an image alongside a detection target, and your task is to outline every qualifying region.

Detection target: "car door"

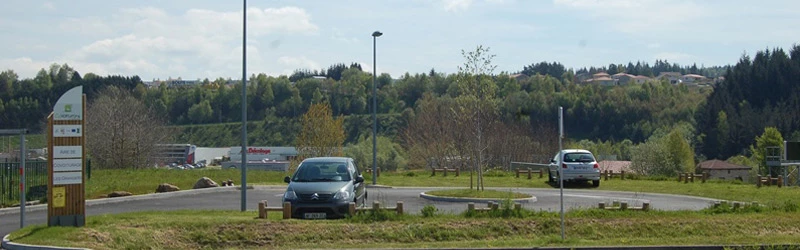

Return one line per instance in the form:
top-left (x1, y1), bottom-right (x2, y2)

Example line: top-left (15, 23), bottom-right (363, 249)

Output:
top-left (350, 160), bottom-right (365, 201)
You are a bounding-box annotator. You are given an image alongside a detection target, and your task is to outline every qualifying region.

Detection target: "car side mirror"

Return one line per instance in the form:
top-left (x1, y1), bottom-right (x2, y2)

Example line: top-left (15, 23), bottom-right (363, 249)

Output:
top-left (355, 176), bottom-right (364, 183)
top-left (550, 159), bottom-right (556, 164)
top-left (283, 176), bottom-right (291, 183)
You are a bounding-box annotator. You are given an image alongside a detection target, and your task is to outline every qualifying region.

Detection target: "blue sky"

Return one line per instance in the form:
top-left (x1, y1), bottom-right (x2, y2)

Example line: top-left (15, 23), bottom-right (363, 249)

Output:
top-left (2, 0), bottom-right (799, 81)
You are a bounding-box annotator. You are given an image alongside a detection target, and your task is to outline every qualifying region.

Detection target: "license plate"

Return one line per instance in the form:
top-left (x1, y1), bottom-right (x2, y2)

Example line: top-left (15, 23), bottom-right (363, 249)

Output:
top-left (304, 213), bottom-right (326, 219)
top-left (575, 166), bottom-right (588, 170)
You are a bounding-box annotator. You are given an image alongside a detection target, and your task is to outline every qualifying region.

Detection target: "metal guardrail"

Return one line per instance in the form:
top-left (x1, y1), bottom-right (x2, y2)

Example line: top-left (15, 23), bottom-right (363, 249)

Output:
top-left (0, 160), bottom-right (48, 207)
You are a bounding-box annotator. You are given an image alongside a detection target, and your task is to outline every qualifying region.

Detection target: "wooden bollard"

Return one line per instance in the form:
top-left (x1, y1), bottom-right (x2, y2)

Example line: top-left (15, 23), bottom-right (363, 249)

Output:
top-left (487, 201), bottom-right (494, 208)
top-left (527, 168), bottom-right (532, 179)
top-left (348, 202), bottom-right (356, 215)
top-left (684, 173), bottom-right (689, 183)
top-left (514, 203), bottom-right (521, 210)
top-left (642, 202), bottom-right (650, 211)
top-left (677, 173), bottom-right (682, 182)
top-left (282, 202), bottom-right (292, 219)
top-left (396, 201), bottom-right (404, 215)
top-left (455, 168), bottom-right (460, 177)
top-left (443, 167), bottom-right (448, 177)
top-left (701, 173), bottom-right (707, 183)
top-left (467, 202), bottom-right (475, 212)
top-left (757, 175), bottom-right (762, 187)
top-left (621, 170), bottom-right (626, 180)
top-left (599, 202), bottom-right (606, 209)
top-left (539, 169), bottom-right (543, 178)
top-left (778, 176), bottom-right (784, 188)
top-left (733, 202), bottom-right (741, 210)
top-left (432, 168), bottom-right (436, 176)
top-left (690, 173), bottom-right (694, 183)
top-left (713, 201), bottom-right (720, 208)
top-left (258, 200), bottom-right (267, 219)
top-left (612, 200), bottom-right (619, 207)
top-left (491, 202), bottom-right (499, 211)
top-left (604, 170), bottom-right (609, 181)
top-left (620, 202), bottom-right (628, 210)
top-left (373, 201), bottom-right (381, 211)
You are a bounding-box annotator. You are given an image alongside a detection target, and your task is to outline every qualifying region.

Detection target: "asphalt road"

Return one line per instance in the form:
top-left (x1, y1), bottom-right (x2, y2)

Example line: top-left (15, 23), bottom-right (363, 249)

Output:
top-left (0, 186), bottom-right (721, 237)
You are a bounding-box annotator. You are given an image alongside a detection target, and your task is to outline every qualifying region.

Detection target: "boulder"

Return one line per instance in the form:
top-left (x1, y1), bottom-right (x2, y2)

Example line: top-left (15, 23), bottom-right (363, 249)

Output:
top-left (156, 183), bottom-right (180, 193)
top-left (108, 191), bottom-right (132, 198)
top-left (193, 177), bottom-right (219, 189)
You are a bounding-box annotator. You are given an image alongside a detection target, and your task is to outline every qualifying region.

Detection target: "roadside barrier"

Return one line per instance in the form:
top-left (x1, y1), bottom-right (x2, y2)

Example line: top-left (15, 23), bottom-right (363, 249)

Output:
top-left (431, 167), bottom-right (460, 177)
top-left (257, 200), bottom-right (292, 219)
top-left (756, 175), bottom-right (783, 188)
top-left (515, 168), bottom-right (543, 179)
top-left (598, 200), bottom-right (650, 211)
top-left (364, 167), bottom-right (381, 177)
top-left (602, 170), bottom-right (626, 180)
top-left (677, 172), bottom-right (708, 183)
top-left (349, 201), bottom-right (404, 215)
top-left (712, 201), bottom-right (757, 210)
top-left (466, 201), bottom-right (522, 213)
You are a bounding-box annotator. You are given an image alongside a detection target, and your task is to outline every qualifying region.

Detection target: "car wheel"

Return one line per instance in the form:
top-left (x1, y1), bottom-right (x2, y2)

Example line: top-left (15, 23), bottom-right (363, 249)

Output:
top-left (548, 170), bottom-right (554, 183)
top-left (592, 180), bottom-right (600, 187)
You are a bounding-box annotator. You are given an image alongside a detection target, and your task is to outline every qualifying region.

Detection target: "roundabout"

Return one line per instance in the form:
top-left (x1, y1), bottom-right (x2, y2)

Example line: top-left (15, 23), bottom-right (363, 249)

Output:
top-left (419, 189), bottom-right (537, 203)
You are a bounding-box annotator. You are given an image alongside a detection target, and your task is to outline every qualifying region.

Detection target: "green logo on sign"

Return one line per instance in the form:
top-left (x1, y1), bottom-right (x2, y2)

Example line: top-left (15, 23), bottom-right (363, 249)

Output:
top-left (65, 104), bottom-right (72, 113)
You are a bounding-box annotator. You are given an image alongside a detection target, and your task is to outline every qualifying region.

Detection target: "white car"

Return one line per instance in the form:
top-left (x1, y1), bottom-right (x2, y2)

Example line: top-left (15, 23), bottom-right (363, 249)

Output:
top-left (548, 149), bottom-right (601, 187)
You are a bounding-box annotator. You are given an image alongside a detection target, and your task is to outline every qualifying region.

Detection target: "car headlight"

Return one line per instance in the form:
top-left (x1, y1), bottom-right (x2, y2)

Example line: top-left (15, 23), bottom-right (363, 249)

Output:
top-left (333, 189), bottom-right (351, 200)
top-left (283, 190), bottom-right (297, 200)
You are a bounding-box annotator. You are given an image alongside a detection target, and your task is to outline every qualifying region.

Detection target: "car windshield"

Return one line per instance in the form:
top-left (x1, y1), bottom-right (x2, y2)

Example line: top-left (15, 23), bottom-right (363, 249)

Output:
top-left (292, 162), bottom-right (351, 182)
top-left (563, 153), bottom-right (595, 163)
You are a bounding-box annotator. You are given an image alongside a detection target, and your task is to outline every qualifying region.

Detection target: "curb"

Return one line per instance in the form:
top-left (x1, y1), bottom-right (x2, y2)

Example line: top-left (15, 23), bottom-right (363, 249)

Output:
top-left (366, 184), bottom-right (393, 189)
top-left (3, 234), bottom-right (89, 250)
top-left (419, 192), bottom-right (537, 203)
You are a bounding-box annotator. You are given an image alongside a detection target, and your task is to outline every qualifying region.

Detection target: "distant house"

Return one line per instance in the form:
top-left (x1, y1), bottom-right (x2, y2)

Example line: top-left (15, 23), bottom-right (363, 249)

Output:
top-left (657, 72), bottom-right (682, 84)
top-left (509, 73), bottom-right (529, 82)
top-left (598, 160), bottom-right (632, 173)
top-left (612, 73), bottom-right (634, 85)
top-left (582, 72), bottom-right (617, 86)
top-left (697, 159), bottom-right (751, 182)
top-left (633, 75), bottom-right (650, 84)
top-left (681, 74), bottom-right (708, 84)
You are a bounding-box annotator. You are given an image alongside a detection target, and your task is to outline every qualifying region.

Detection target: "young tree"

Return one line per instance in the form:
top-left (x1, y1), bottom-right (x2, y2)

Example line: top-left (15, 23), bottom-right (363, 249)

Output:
top-left (295, 103), bottom-right (345, 160)
top-left (454, 45), bottom-right (498, 191)
top-left (666, 129), bottom-right (695, 173)
top-left (87, 86), bottom-right (172, 169)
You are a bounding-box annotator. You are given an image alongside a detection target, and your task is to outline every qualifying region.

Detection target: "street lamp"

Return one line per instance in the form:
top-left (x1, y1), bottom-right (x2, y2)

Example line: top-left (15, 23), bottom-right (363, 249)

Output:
top-left (371, 30), bottom-right (382, 185)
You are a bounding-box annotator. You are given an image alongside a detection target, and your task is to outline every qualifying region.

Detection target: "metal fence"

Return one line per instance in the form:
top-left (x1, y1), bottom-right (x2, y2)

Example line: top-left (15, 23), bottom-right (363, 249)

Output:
top-left (1, 160), bottom-right (48, 207)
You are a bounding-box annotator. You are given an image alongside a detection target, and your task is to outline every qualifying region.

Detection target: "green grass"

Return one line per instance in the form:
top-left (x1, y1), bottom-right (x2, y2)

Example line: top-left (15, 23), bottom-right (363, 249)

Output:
top-left (8, 208), bottom-right (800, 249)
top-left (425, 189), bottom-right (531, 199)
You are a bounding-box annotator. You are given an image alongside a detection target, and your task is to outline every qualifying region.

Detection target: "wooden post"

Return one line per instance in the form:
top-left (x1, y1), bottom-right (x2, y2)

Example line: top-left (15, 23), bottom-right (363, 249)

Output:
top-left (491, 202), bottom-right (499, 211)
top-left (515, 169), bottom-right (520, 178)
top-left (757, 175), bottom-right (762, 188)
top-left (527, 168), bottom-right (532, 179)
top-left (677, 173), bottom-right (682, 182)
top-left (713, 201), bottom-right (720, 208)
top-left (487, 201), bottom-right (494, 208)
top-left (642, 202), bottom-right (650, 211)
top-left (258, 200), bottom-right (267, 219)
top-left (621, 170), bottom-right (625, 180)
top-left (604, 170), bottom-right (609, 181)
top-left (514, 203), bottom-right (521, 210)
top-left (455, 168), bottom-right (460, 177)
top-left (467, 202), bottom-right (475, 213)
top-left (443, 167), bottom-right (448, 177)
top-left (778, 176), bottom-right (784, 188)
top-left (396, 201), bottom-right (404, 215)
top-left (373, 201), bottom-right (380, 211)
top-left (538, 169), bottom-right (543, 178)
top-left (684, 173), bottom-right (689, 184)
top-left (348, 202), bottom-right (356, 216)
top-left (282, 202), bottom-right (291, 219)
top-left (376, 167), bottom-right (380, 177)
top-left (690, 173), bottom-right (694, 183)
top-left (620, 202), bottom-right (628, 210)
top-left (432, 168), bottom-right (436, 176)
top-left (598, 202), bottom-right (605, 209)
top-left (733, 202), bottom-right (740, 210)
top-left (612, 200), bottom-right (619, 207)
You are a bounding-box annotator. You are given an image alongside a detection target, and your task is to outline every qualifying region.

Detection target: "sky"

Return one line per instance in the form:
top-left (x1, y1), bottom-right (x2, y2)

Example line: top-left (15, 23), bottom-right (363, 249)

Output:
top-left (1, 0), bottom-right (800, 81)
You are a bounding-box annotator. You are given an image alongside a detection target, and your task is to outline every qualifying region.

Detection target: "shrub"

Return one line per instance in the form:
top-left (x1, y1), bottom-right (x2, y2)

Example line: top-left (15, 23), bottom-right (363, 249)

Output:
top-left (421, 205), bottom-right (438, 217)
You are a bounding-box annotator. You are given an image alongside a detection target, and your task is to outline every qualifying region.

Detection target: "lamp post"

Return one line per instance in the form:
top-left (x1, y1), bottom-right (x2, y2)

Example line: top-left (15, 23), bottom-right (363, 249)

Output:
top-left (240, 0), bottom-right (248, 212)
top-left (371, 30), bottom-right (382, 185)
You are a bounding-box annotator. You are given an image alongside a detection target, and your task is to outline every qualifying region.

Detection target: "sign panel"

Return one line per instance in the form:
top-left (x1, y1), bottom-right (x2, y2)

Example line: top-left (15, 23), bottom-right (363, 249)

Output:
top-left (53, 146), bottom-right (82, 159)
top-left (53, 159), bottom-right (82, 172)
top-left (54, 86), bottom-right (83, 121)
top-left (52, 187), bottom-right (66, 208)
top-left (53, 125), bottom-right (82, 138)
top-left (53, 171), bottom-right (83, 185)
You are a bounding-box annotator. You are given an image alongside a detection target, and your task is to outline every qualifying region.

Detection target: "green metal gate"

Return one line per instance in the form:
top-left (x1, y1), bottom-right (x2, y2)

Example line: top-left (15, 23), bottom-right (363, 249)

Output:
top-left (1, 160), bottom-right (48, 207)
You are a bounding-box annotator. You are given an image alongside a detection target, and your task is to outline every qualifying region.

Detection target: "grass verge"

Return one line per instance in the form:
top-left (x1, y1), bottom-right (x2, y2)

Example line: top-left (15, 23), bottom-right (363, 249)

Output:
top-left (8, 208), bottom-right (800, 249)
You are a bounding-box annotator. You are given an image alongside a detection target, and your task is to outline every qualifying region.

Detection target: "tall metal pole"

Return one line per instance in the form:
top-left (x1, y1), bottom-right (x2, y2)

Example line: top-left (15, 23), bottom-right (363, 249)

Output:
top-left (370, 31), bottom-right (382, 184)
top-left (20, 134), bottom-right (26, 228)
top-left (558, 106), bottom-right (564, 240)
top-left (240, 0), bottom-right (248, 212)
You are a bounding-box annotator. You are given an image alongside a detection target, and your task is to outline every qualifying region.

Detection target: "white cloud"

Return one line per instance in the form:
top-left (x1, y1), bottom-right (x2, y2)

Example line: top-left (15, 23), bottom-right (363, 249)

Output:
top-left (45, 6), bottom-right (319, 79)
top-left (0, 58), bottom-right (49, 77)
top-left (443, 0), bottom-right (473, 12)
top-left (42, 2), bottom-right (55, 10)
top-left (553, 0), bottom-right (705, 33)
